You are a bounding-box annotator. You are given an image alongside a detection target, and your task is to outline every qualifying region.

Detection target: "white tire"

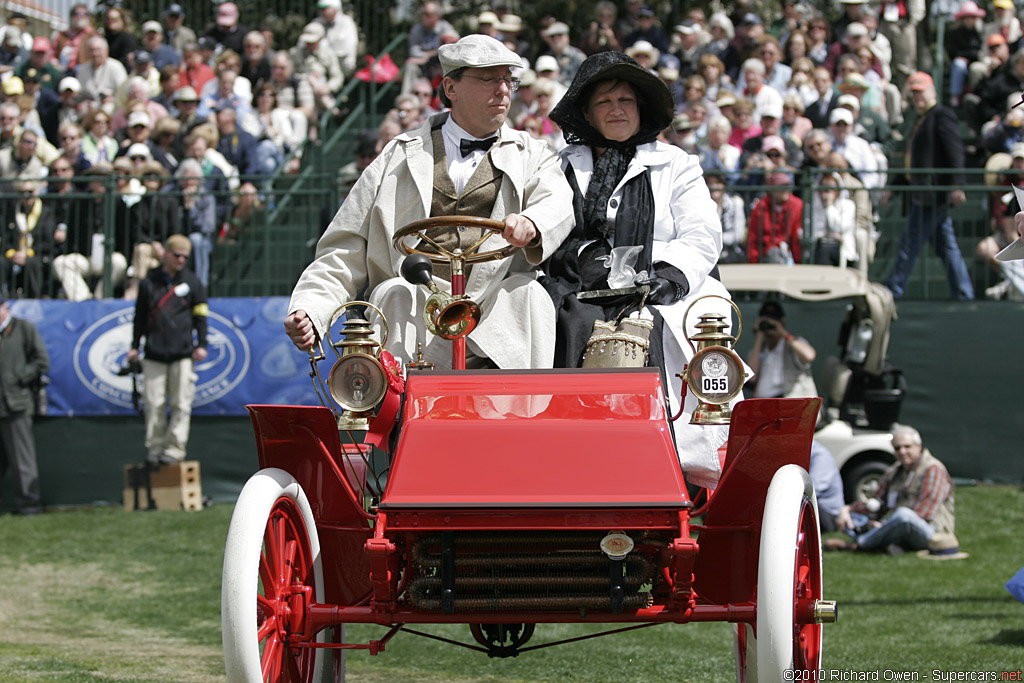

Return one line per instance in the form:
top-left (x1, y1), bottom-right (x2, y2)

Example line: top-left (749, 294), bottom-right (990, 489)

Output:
top-left (755, 464), bottom-right (823, 683)
top-left (222, 468), bottom-right (325, 683)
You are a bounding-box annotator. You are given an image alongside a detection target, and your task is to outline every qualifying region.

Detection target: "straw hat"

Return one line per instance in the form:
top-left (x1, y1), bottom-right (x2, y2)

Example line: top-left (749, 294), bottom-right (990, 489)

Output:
top-left (916, 533), bottom-right (969, 561)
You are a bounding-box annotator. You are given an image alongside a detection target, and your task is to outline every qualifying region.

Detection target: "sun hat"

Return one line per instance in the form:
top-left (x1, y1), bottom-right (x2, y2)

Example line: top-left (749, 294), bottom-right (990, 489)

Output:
top-left (838, 72), bottom-right (870, 92)
top-left (715, 91), bottom-right (737, 108)
top-left (549, 51), bottom-right (674, 151)
top-left (299, 22), bottom-right (326, 44)
top-left (542, 22), bottom-right (570, 37)
top-left (173, 85), bottom-right (199, 102)
top-left (985, 152), bottom-right (1012, 186)
top-left (495, 14), bottom-right (523, 34)
top-left (916, 533), bottom-right (969, 560)
top-left (141, 20), bottom-right (163, 34)
top-left (845, 22), bottom-right (869, 38)
top-left (2, 77), bottom-right (24, 96)
top-left (625, 39), bottom-right (660, 63)
top-left (437, 34), bottom-right (522, 77)
top-left (127, 111), bottom-right (152, 128)
top-left (837, 93), bottom-right (861, 111)
top-left (830, 107), bottom-right (854, 125)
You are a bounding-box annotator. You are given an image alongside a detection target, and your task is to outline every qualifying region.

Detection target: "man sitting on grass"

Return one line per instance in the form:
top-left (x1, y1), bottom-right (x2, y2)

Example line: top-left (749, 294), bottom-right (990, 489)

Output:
top-left (829, 425), bottom-right (955, 555)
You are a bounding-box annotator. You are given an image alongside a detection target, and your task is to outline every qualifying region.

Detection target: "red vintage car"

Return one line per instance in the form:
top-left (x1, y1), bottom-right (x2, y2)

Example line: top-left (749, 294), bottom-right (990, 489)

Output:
top-left (221, 218), bottom-right (837, 682)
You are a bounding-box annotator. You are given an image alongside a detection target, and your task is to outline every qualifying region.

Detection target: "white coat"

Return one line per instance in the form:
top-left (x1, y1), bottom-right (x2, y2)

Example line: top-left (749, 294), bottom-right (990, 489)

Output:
top-left (289, 113), bottom-right (575, 369)
top-left (561, 140), bottom-right (740, 488)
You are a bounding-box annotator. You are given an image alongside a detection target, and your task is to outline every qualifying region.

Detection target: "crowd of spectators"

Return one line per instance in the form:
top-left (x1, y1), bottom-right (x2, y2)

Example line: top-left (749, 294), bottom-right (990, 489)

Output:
top-left (369, 0), bottom-right (1023, 300)
top-left (6, 1), bottom-right (1024, 301)
top-left (0, 0), bottom-right (357, 299)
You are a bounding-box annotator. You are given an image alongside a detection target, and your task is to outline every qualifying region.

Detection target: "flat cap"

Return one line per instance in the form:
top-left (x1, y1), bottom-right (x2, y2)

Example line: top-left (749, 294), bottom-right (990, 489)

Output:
top-left (438, 34), bottom-right (521, 76)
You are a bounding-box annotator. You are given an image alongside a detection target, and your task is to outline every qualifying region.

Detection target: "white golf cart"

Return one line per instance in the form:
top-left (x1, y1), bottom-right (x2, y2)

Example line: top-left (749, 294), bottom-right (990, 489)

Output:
top-left (720, 264), bottom-right (902, 502)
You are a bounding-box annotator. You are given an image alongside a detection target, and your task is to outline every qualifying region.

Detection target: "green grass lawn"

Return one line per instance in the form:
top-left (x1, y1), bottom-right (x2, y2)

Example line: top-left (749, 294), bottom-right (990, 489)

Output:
top-left (0, 485), bottom-right (1021, 682)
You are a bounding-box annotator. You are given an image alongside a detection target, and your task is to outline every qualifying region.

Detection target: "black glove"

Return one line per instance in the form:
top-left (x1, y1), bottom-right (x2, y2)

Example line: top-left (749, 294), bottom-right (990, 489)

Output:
top-left (639, 277), bottom-right (682, 306)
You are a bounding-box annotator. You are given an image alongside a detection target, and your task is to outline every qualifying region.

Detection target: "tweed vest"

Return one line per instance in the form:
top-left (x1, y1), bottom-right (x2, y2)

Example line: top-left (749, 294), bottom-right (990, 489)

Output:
top-left (891, 449), bottom-right (955, 534)
top-left (426, 127), bottom-right (502, 280)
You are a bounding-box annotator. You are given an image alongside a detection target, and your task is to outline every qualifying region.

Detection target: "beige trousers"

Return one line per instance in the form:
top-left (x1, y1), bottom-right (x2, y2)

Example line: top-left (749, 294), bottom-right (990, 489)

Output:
top-left (142, 357), bottom-right (197, 461)
top-left (52, 252), bottom-right (128, 301)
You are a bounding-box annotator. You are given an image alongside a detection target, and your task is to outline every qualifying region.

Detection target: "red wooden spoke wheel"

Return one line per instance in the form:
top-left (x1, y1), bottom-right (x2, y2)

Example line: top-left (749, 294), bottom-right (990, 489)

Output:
top-left (223, 468), bottom-right (325, 683)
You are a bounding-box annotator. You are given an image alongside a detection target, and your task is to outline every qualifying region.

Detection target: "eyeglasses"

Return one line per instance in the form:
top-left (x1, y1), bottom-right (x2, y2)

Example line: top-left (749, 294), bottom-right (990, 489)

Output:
top-left (130, 155), bottom-right (147, 161)
top-left (72, 9), bottom-right (89, 16)
top-left (20, 138), bottom-right (36, 146)
top-left (170, 251), bottom-right (190, 260)
top-left (463, 75), bottom-right (520, 92)
top-left (766, 150), bottom-right (782, 158)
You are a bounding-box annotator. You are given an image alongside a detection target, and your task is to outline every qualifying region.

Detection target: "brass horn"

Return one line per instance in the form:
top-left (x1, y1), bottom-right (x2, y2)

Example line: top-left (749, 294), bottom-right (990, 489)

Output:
top-left (423, 289), bottom-right (481, 340)
top-left (402, 253), bottom-right (481, 340)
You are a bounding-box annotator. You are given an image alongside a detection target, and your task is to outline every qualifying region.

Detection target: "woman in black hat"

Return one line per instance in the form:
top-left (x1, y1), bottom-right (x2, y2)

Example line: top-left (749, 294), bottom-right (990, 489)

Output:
top-left (543, 51), bottom-right (736, 489)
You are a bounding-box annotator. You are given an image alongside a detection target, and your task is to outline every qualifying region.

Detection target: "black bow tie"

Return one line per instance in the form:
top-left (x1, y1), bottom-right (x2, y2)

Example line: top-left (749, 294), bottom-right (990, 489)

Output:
top-left (460, 136), bottom-right (497, 157)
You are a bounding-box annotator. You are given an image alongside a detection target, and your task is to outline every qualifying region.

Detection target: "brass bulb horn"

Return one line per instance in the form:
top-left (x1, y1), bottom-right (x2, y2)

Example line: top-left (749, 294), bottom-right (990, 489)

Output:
top-left (401, 253), bottom-right (481, 340)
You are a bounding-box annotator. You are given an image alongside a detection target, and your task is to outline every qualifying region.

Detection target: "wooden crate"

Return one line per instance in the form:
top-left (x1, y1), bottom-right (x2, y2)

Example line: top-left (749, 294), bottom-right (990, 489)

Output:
top-left (123, 461), bottom-right (202, 511)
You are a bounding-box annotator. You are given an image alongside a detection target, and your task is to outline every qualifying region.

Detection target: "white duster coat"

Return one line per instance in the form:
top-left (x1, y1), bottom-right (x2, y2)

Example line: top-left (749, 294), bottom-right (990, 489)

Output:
top-left (562, 140), bottom-right (741, 488)
top-left (289, 113), bottom-right (575, 369)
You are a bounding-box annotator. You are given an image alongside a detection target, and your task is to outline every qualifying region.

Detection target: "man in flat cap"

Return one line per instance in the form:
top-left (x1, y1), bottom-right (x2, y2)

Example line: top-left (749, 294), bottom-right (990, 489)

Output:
top-left (285, 34), bottom-right (574, 369)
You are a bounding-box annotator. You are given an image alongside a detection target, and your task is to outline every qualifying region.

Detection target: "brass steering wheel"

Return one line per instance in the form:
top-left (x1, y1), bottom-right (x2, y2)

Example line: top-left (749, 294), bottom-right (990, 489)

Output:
top-left (392, 216), bottom-right (518, 265)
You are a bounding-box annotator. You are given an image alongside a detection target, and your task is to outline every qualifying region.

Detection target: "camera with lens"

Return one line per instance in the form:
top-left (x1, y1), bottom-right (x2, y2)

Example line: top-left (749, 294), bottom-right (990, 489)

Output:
top-left (758, 320), bottom-right (776, 333)
top-left (118, 359), bottom-right (143, 376)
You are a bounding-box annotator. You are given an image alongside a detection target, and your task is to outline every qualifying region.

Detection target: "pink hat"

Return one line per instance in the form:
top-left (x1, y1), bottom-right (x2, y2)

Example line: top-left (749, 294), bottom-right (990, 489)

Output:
top-left (762, 135), bottom-right (786, 154)
top-left (954, 0), bottom-right (986, 18)
top-left (907, 71), bottom-right (934, 91)
top-left (32, 36), bottom-right (51, 53)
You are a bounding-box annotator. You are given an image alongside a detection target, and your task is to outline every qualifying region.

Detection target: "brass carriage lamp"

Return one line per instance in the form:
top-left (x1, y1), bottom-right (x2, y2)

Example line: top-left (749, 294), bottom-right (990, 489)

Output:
top-left (310, 302), bottom-right (393, 431)
top-left (682, 297), bottom-right (747, 425)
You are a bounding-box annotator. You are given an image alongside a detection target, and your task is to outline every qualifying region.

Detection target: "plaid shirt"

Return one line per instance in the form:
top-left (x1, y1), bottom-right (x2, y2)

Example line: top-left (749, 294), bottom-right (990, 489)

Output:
top-left (852, 449), bottom-right (955, 532)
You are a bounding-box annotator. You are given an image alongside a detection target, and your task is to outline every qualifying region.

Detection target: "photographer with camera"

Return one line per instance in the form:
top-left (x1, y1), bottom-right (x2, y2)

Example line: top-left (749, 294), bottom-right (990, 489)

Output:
top-left (126, 234), bottom-right (207, 466)
top-left (744, 300), bottom-right (817, 399)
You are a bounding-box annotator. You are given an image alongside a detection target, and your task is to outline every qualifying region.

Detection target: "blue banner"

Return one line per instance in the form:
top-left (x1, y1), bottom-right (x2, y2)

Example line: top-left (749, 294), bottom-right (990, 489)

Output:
top-left (10, 298), bottom-right (319, 417)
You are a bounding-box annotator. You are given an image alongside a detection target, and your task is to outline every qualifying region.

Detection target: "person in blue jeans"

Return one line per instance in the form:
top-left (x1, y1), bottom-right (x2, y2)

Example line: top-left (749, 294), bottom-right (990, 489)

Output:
top-left (883, 71), bottom-right (974, 300)
top-left (831, 424), bottom-right (956, 555)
